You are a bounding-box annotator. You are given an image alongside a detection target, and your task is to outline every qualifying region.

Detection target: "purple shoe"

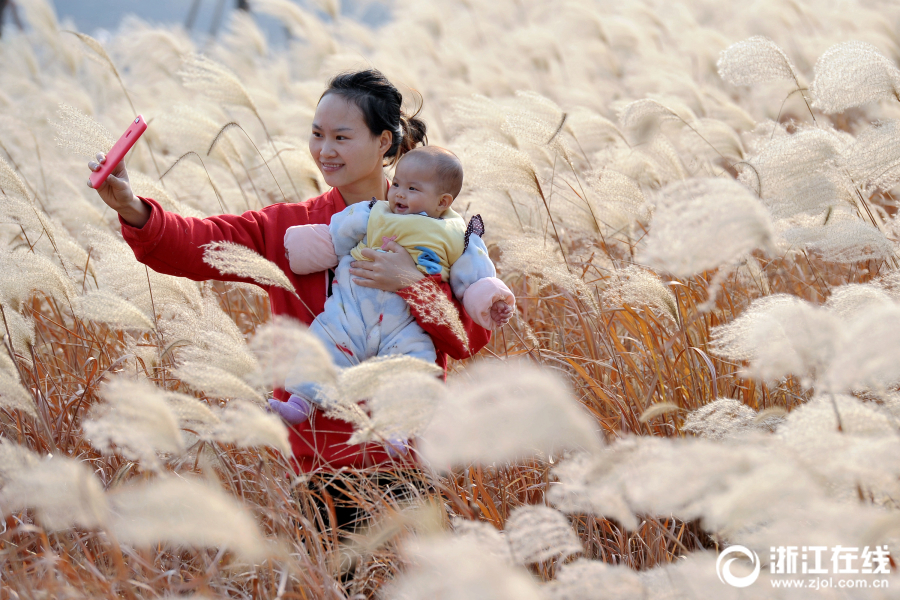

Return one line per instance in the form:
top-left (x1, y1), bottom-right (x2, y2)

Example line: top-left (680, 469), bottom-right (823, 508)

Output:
top-left (268, 394), bottom-right (314, 425)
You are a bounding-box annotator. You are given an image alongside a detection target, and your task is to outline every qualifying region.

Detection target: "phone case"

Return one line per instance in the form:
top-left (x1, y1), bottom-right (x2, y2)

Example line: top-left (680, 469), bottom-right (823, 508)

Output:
top-left (88, 115), bottom-right (147, 189)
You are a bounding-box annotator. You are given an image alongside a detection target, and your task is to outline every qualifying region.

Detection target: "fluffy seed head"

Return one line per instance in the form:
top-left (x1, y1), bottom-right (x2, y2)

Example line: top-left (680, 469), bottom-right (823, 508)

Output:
top-left (638, 178), bottom-right (775, 277)
top-left (717, 36), bottom-right (800, 87)
top-left (811, 41), bottom-right (900, 114)
top-left (202, 241), bottom-right (295, 293)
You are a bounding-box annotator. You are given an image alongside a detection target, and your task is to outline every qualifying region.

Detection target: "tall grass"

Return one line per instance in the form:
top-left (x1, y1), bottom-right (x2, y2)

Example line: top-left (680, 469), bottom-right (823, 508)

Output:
top-left (3, 0), bottom-right (900, 598)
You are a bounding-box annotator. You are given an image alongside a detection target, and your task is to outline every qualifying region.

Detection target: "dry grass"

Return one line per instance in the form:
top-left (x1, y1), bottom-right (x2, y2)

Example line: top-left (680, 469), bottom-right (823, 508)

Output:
top-left (5, 0), bottom-right (900, 597)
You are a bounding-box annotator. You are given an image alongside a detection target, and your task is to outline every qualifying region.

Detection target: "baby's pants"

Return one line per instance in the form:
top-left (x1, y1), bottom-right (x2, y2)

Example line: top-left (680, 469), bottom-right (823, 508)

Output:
top-left (284, 254), bottom-right (436, 400)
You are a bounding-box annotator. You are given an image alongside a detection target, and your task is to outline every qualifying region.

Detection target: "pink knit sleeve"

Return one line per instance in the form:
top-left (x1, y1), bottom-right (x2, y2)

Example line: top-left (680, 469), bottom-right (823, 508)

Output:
top-left (462, 277), bottom-right (516, 330)
top-left (283, 223), bottom-right (339, 275)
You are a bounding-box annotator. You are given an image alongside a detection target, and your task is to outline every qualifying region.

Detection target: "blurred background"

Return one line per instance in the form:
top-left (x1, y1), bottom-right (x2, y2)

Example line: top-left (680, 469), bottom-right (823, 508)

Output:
top-left (0, 0), bottom-right (389, 43)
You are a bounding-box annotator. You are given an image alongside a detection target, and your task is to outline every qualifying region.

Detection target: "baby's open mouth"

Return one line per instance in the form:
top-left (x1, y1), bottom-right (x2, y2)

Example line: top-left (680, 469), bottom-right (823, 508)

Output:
top-left (394, 203), bottom-right (408, 211)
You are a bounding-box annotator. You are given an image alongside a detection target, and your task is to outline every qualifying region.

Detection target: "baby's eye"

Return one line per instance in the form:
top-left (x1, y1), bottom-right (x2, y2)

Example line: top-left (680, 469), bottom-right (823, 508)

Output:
top-left (391, 181), bottom-right (398, 187)
top-left (409, 186), bottom-right (418, 191)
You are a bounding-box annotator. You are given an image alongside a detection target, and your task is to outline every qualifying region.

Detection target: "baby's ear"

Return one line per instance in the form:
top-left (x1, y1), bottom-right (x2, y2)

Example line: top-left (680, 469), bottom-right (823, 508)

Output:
top-left (439, 193), bottom-right (454, 209)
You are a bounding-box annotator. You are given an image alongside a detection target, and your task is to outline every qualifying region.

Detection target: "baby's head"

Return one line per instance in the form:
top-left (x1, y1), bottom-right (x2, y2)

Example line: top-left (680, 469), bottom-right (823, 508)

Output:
top-left (388, 146), bottom-right (463, 218)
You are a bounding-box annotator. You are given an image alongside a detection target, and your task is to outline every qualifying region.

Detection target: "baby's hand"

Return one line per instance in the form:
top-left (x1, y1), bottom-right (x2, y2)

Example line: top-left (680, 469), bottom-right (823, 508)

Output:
top-left (490, 299), bottom-right (513, 326)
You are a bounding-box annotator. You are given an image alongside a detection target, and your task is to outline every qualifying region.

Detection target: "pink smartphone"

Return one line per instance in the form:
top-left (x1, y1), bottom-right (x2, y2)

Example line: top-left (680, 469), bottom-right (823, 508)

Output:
top-left (88, 115), bottom-right (147, 189)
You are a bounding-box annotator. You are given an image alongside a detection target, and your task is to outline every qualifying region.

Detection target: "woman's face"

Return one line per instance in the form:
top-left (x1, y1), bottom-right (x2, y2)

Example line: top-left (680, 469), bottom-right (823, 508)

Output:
top-left (309, 93), bottom-right (392, 191)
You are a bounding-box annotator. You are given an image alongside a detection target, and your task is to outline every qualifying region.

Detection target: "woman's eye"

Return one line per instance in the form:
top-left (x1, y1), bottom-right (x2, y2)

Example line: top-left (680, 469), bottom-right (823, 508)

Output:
top-left (312, 131), bottom-right (321, 137)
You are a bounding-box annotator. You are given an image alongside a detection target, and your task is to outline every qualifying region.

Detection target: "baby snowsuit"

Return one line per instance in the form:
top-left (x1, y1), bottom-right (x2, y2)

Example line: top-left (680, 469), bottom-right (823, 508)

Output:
top-left (282, 199), bottom-right (514, 403)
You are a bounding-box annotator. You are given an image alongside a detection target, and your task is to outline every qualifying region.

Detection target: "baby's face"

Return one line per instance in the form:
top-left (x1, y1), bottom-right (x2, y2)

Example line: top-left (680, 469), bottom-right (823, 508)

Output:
top-left (387, 155), bottom-right (451, 218)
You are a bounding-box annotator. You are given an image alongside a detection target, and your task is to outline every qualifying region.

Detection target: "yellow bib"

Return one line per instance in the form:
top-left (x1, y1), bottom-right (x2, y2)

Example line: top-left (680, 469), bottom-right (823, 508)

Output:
top-left (350, 201), bottom-right (466, 281)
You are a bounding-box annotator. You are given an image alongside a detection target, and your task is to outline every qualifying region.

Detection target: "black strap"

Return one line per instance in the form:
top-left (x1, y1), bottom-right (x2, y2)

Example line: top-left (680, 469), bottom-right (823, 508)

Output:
top-left (464, 214), bottom-right (484, 251)
top-left (368, 198), bottom-right (378, 209)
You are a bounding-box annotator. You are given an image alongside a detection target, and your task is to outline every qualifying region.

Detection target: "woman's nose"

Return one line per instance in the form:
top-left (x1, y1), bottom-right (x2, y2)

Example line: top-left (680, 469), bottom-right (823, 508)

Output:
top-left (320, 141), bottom-right (337, 158)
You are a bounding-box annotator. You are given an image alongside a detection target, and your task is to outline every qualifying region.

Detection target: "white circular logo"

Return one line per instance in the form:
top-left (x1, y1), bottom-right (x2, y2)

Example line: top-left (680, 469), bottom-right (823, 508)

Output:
top-left (716, 545), bottom-right (761, 588)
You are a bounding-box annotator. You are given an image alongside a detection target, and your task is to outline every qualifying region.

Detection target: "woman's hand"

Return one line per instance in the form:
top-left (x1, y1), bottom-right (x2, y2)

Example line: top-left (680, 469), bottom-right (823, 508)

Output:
top-left (88, 152), bottom-right (150, 228)
top-left (350, 240), bottom-right (425, 292)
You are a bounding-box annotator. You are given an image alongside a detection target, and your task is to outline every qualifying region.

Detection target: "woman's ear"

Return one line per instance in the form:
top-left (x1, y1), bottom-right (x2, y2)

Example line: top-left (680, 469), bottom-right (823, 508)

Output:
top-left (378, 130), bottom-right (393, 156)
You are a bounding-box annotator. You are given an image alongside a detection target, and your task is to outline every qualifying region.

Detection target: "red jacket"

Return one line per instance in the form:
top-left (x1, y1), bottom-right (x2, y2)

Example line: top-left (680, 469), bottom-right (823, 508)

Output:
top-left (120, 188), bottom-right (491, 472)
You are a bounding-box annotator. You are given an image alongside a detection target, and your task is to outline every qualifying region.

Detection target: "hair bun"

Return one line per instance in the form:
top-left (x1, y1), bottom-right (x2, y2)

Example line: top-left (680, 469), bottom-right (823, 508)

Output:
top-left (397, 112), bottom-right (428, 158)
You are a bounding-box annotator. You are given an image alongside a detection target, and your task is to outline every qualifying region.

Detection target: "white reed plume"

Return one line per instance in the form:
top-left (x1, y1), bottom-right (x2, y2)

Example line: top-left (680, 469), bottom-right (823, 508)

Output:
top-left (419, 361), bottom-right (602, 468)
top-left (717, 36), bottom-right (802, 87)
top-left (0, 248), bottom-right (75, 311)
top-left (74, 290), bottom-right (156, 331)
top-left (583, 168), bottom-right (649, 237)
top-left (202, 241), bottom-right (295, 293)
top-left (504, 505), bottom-right (582, 564)
top-left (129, 169), bottom-right (205, 219)
top-left (51, 103), bottom-right (116, 159)
top-left (710, 294), bottom-right (841, 383)
top-left (0, 154), bottom-right (31, 201)
top-left (618, 97), bottom-right (695, 145)
top-left (547, 451), bottom-right (638, 530)
top-left (602, 265), bottom-right (679, 325)
top-left (498, 231), bottom-right (598, 310)
top-left (502, 91), bottom-right (572, 161)
top-left (246, 316), bottom-right (332, 389)
top-left (739, 127), bottom-right (853, 220)
top-left (544, 558), bottom-right (643, 600)
top-left (564, 107), bottom-right (625, 153)
top-left (173, 362), bottom-right (265, 403)
top-left (337, 355), bottom-right (443, 403)
top-left (811, 41), bottom-right (900, 114)
top-left (447, 95), bottom-right (516, 144)
top-left (0, 370), bottom-right (36, 417)
top-left (783, 217), bottom-right (893, 263)
top-left (0, 308), bottom-right (35, 365)
top-left (824, 304), bottom-right (900, 393)
top-left (281, 323), bottom-right (339, 395)
top-left (211, 399), bottom-right (291, 456)
top-left (548, 435), bottom-right (850, 545)
top-left (83, 377), bottom-right (185, 470)
top-left (319, 355), bottom-right (442, 436)
top-left (777, 395), bottom-right (900, 499)
top-left (385, 534), bottom-right (545, 600)
top-left (464, 141), bottom-right (543, 199)
top-left (845, 119), bottom-right (900, 192)
top-left (451, 519), bottom-right (513, 565)
top-left (349, 372), bottom-right (445, 445)
top-left (824, 283), bottom-right (894, 320)
top-left (179, 54), bottom-right (258, 116)
top-left (682, 397), bottom-right (762, 441)
top-left (162, 389), bottom-right (222, 439)
top-left (107, 476), bottom-right (269, 562)
top-left (0, 439), bottom-right (108, 530)
top-left (638, 178), bottom-right (775, 278)
top-left (82, 227), bottom-right (203, 316)
top-left (251, 0), bottom-right (335, 55)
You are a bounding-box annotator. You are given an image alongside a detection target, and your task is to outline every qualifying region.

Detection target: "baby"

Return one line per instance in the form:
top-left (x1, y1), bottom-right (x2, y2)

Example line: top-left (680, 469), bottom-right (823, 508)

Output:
top-left (268, 146), bottom-right (514, 424)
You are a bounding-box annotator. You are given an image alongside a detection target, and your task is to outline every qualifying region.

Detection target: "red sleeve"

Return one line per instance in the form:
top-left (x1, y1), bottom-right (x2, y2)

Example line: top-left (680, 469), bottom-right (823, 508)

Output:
top-left (119, 197), bottom-right (297, 284)
top-left (396, 275), bottom-right (492, 361)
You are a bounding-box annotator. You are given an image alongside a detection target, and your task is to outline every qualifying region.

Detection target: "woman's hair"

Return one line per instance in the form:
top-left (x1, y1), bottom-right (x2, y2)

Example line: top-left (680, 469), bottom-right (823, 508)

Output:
top-left (322, 69), bottom-right (427, 165)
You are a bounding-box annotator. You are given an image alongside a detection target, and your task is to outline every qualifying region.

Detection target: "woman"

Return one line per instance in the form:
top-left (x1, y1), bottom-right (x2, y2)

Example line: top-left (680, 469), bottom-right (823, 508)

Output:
top-left (87, 70), bottom-right (490, 487)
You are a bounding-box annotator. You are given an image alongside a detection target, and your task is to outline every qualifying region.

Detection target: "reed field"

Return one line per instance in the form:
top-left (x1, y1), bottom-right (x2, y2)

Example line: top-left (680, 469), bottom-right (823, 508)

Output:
top-left (4, 0), bottom-right (900, 597)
